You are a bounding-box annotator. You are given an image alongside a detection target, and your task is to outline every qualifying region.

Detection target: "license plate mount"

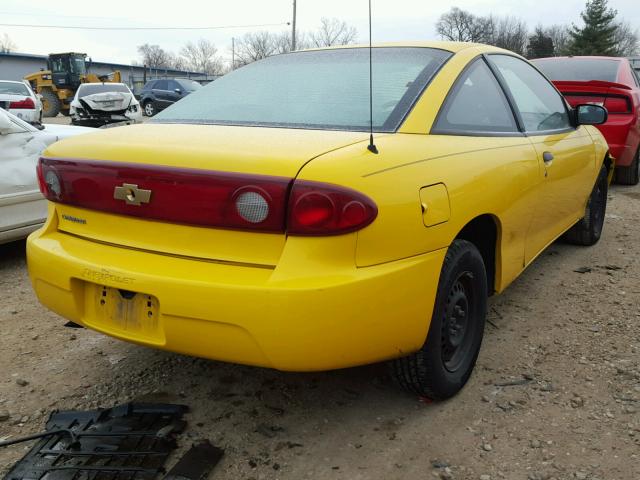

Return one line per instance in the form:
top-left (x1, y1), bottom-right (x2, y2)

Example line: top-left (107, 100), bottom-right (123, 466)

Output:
top-left (87, 284), bottom-right (162, 342)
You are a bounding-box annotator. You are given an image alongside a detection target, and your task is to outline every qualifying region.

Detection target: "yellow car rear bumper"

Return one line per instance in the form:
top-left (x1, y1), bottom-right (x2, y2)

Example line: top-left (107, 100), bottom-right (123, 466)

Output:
top-left (27, 229), bottom-right (445, 371)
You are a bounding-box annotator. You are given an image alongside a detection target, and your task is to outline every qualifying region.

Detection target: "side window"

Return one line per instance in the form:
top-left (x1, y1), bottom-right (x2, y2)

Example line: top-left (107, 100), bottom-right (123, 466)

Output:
top-left (169, 80), bottom-right (181, 91)
top-left (154, 80), bottom-right (168, 90)
top-left (489, 55), bottom-right (571, 133)
top-left (632, 68), bottom-right (640, 88)
top-left (433, 59), bottom-right (518, 134)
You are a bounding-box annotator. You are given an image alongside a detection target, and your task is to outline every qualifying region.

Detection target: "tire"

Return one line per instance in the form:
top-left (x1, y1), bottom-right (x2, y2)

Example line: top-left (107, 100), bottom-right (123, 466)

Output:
top-left (614, 149), bottom-right (639, 186)
top-left (40, 89), bottom-right (61, 117)
top-left (564, 164), bottom-right (608, 246)
top-left (391, 239), bottom-right (487, 400)
top-left (60, 109), bottom-right (71, 117)
top-left (143, 101), bottom-right (156, 117)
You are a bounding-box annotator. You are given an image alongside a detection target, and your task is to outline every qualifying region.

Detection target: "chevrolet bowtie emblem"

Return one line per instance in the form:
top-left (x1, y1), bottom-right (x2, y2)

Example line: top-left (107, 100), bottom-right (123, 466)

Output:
top-left (113, 183), bottom-right (152, 206)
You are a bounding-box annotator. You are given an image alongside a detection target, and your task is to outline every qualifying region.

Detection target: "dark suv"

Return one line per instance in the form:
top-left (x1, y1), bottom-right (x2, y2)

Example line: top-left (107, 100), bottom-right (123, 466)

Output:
top-left (139, 78), bottom-right (202, 116)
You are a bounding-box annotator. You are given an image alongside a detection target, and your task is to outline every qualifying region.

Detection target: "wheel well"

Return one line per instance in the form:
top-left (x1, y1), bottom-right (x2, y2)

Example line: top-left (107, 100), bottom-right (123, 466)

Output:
top-left (456, 215), bottom-right (498, 295)
top-left (604, 152), bottom-right (613, 174)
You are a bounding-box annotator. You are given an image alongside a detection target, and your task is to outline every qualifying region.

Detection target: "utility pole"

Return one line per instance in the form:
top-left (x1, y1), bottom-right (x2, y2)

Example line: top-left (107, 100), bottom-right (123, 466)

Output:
top-left (291, 0), bottom-right (297, 51)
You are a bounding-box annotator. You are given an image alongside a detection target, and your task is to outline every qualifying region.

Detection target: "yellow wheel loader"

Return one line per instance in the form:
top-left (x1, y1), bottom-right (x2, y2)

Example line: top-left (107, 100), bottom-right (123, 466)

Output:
top-left (25, 53), bottom-right (121, 117)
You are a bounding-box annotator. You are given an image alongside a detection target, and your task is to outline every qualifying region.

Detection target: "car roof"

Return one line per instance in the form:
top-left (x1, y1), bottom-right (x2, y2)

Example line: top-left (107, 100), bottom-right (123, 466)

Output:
top-left (80, 82), bottom-right (127, 87)
top-left (533, 56), bottom-right (623, 62)
top-left (300, 41), bottom-right (507, 54)
top-left (0, 79), bottom-right (28, 84)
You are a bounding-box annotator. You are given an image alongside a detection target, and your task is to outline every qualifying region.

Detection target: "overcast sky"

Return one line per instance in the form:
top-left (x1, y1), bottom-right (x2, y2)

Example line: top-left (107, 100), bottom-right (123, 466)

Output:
top-left (1, 0), bottom-right (639, 65)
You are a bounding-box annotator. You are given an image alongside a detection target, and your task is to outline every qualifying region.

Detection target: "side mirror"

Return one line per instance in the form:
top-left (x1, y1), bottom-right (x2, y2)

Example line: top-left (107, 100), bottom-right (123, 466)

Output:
top-left (174, 88), bottom-right (182, 94)
top-left (0, 109), bottom-right (13, 135)
top-left (576, 104), bottom-right (608, 125)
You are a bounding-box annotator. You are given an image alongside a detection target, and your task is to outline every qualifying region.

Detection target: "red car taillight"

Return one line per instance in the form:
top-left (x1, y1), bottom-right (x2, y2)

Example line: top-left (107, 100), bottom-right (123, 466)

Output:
top-left (287, 180), bottom-right (378, 236)
top-left (604, 96), bottom-right (631, 114)
top-left (38, 158), bottom-right (290, 232)
top-left (37, 158), bottom-right (378, 236)
top-left (9, 97), bottom-right (35, 109)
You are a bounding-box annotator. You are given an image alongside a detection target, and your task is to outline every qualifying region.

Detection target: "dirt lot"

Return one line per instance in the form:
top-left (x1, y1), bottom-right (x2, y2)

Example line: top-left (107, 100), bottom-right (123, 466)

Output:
top-left (1, 179), bottom-right (639, 480)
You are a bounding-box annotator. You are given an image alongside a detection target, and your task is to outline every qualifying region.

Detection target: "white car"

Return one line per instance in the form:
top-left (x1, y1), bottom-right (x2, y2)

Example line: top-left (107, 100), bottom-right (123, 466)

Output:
top-left (0, 108), bottom-right (94, 244)
top-left (70, 82), bottom-right (142, 127)
top-left (0, 80), bottom-right (43, 126)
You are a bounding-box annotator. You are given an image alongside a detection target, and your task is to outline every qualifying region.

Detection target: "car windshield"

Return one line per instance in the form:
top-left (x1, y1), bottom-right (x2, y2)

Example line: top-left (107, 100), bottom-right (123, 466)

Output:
top-left (152, 47), bottom-right (451, 132)
top-left (533, 58), bottom-right (620, 83)
top-left (78, 84), bottom-right (131, 98)
top-left (0, 82), bottom-right (30, 96)
top-left (176, 79), bottom-right (202, 91)
top-left (70, 56), bottom-right (87, 74)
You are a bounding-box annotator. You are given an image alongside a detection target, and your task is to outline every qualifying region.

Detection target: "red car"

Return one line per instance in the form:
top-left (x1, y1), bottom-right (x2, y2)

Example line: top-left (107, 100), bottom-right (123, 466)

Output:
top-left (533, 56), bottom-right (640, 185)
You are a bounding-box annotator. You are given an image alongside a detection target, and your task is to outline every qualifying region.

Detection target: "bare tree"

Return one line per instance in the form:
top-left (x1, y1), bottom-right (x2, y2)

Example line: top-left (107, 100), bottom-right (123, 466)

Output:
top-left (435, 7), bottom-right (492, 43)
top-left (544, 24), bottom-right (571, 55)
top-left (488, 16), bottom-right (528, 55)
top-left (0, 33), bottom-right (17, 53)
top-left (169, 54), bottom-right (189, 71)
top-left (273, 31), bottom-right (309, 54)
top-left (234, 31), bottom-right (279, 66)
top-left (181, 39), bottom-right (224, 75)
top-left (613, 21), bottom-right (639, 56)
top-left (309, 17), bottom-right (357, 47)
top-left (137, 44), bottom-right (172, 68)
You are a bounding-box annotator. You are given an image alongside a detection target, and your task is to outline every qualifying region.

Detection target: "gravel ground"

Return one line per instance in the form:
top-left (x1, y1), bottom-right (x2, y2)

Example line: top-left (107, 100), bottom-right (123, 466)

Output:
top-left (1, 178), bottom-right (639, 480)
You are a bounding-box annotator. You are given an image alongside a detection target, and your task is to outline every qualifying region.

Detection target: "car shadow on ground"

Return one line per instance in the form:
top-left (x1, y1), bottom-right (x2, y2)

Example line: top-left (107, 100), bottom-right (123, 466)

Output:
top-left (0, 240), bottom-right (26, 267)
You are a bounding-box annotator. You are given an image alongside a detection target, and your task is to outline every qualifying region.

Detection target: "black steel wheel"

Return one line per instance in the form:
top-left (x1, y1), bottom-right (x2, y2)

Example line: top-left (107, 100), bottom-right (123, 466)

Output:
top-left (564, 164), bottom-right (608, 246)
top-left (391, 239), bottom-right (487, 400)
top-left (614, 148), bottom-right (639, 186)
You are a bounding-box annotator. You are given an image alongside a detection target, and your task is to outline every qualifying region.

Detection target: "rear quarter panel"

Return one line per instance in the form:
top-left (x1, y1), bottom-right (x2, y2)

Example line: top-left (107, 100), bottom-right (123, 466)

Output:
top-left (295, 133), bottom-right (541, 293)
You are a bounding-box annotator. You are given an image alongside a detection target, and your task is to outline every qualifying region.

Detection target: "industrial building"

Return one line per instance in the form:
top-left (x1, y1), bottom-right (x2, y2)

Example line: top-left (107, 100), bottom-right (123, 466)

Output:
top-left (0, 51), bottom-right (210, 94)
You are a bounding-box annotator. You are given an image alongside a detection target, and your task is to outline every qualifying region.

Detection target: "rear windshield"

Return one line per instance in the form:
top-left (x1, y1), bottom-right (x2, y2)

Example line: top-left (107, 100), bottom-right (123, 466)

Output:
top-left (0, 81), bottom-right (30, 96)
top-left (78, 84), bottom-right (130, 98)
top-left (533, 58), bottom-right (620, 83)
top-left (152, 47), bottom-right (451, 132)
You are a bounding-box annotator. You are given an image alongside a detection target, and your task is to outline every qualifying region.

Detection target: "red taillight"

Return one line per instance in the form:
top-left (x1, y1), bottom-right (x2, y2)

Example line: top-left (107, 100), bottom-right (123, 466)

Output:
top-left (604, 96), bottom-right (631, 113)
top-left (287, 180), bottom-right (377, 236)
top-left (38, 158), bottom-right (378, 235)
top-left (36, 161), bottom-right (47, 195)
top-left (38, 158), bottom-right (290, 232)
top-left (9, 97), bottom-right (35, 109)
top-left (564, 95), bottom-right (605, 108)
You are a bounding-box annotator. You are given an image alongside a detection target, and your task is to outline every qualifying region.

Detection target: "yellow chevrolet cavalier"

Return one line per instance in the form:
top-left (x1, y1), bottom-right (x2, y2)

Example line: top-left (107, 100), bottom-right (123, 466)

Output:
top-left (28, 42), bottom-right (611, 399)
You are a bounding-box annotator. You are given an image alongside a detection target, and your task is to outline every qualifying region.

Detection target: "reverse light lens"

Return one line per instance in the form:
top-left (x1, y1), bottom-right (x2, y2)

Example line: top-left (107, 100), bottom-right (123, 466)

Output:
top-left (44, 170), bottom-right (62, 198)
top-left (235, 190), bottom-right (270, 224)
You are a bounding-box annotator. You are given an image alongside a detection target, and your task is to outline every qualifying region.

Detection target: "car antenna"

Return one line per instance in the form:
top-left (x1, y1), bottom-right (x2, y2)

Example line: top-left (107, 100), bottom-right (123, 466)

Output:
top-left (367, 0), bottom-right (378, 154)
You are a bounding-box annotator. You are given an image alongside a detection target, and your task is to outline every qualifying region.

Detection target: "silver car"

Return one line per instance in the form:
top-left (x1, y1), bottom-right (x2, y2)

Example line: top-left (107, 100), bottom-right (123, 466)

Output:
top-left (0, 80), bottom-right (43, 125)
top-left (0, 108), bottom-right (93, 244)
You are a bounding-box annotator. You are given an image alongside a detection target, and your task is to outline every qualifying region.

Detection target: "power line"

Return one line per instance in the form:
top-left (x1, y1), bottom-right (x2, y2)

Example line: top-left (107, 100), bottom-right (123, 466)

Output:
top-left (0, 21), bottom-right (290, 31)
top-left (0, 10), bottom-right (124, 20)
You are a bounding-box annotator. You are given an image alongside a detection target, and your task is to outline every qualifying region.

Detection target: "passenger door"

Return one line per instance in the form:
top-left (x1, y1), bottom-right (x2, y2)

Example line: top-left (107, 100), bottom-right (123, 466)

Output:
top-left (167, 80), bottom-right (185, 105)
top-left (430, 58), bottom-right (542, 288)
top-left (487, 54), bottom-right (596, 264)
top-left (0, 115), bottom-right (48, 241)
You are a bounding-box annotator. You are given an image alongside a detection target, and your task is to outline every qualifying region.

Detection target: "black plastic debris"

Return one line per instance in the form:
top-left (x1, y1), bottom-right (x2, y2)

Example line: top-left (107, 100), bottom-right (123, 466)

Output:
top-left (3, 403), bottom-right (188, 480)
top-left (164, 441), bottom-right (224, 480)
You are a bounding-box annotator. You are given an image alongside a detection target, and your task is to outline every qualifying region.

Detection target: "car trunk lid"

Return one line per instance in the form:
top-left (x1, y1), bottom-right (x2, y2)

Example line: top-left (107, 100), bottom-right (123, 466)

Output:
top-left (41, 123), bottom-right (368, 266)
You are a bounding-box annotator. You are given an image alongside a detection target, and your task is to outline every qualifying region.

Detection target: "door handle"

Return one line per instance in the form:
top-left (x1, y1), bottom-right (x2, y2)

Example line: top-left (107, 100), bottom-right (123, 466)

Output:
top-left (543, 151), bottom-right (554, 164)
